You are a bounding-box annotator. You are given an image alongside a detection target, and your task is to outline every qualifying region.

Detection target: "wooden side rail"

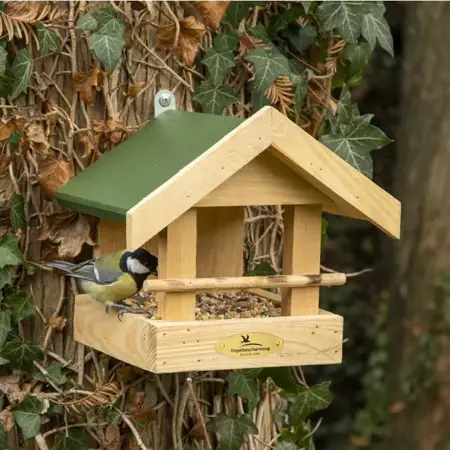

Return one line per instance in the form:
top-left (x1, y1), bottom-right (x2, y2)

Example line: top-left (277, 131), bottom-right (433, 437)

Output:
top-left (143, 273), bottom-right (345, 293)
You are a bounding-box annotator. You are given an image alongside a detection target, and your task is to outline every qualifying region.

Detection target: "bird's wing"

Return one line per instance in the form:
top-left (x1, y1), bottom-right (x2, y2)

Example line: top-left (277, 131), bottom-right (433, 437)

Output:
top-left (93, 250), bottom-right (127, 284)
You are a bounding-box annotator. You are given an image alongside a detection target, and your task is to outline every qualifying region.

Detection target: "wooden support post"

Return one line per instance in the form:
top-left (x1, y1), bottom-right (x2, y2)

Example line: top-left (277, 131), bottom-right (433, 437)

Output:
top-left (158, 209), bottom-right (197, 321)
top-left (282, 205), bottom-right (322, 316)
top-left (197, 207), bottom-right (245, 277)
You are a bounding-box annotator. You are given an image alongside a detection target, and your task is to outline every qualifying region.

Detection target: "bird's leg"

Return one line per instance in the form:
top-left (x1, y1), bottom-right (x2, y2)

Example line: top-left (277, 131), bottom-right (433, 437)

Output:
top-left (105, 302), bottom-right (145, 321)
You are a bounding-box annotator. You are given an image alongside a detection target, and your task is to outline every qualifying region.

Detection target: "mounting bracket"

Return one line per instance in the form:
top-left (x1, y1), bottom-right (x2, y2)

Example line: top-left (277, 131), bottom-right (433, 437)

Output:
top-left (154, 89), bottom-right (176, 117)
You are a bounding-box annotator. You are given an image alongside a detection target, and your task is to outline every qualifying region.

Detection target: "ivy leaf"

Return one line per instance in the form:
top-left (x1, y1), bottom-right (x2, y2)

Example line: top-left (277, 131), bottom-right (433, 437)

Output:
top-left (201, 49), bottom-right (236, 86)
top-left (0, 310), bottom-right (11, 348)
top-left (317, 1), bottom-right (366, 43)
top-left (250, 83), bottom-right (270, 112)
top-left (54, 428), bottom-right (88, 450)
top-left (277, 442), bottom-right (298, 450)
top-left (13, 395), bottom-right (43, 440)
top-left (283, 26), bottom-right (317, 53)
top-left (0, 338), bottom-right (43, 371)
top-left (268, 5), bottom-right (305, 37)
top-left (6, 292), bottom-right (36, 323)
top-left (0, 47), bottom-right (7, 76)
top-left (0, 233), bottom-right (22, 269)
top-left (245, 262), bottom-right (277, 277)
top-left (213, 31), bottom-right (239, 52)
top-left (227, 371), bottom-right (260, 410)
top-left (33, 362), bottom-right (67, 386)
top-left (11, 193), bottom-right (26, 231)
top-left (259, 367), bottom-right (297, 393)
top-left (362, 7), bottom-right (394, 57)
top-left (342, 42), bottom-right (372, 73)
top-left (245, 48), bottom-right (290, 91)
top-left (36, 22), bottom-right (60, 56)
top-left (96, 7), bottom-right (117, 25)
top-left (96, 16), bottom-right (125, 36)
top-left (76, 13), bottom-right (98, 31)
top-left (88, 29), bottom-right (124, 72)
top-left (320, 119), bottom-right (392, 178)
top-left (294, 80), bottom-right (308, 116)
top-left (0, 422), bottom-right (6, 450)
top-left (0, 266), bottom-right (12, 291)
top-left (290, 382), bottom-right (332, 424)
top-left (225, 1), bottom-right (250, 28)
top-left (8, 130), bottom-right (21, 144)
top-left (10, 49), bottom-right (33, 100)
top-left (193, 80), bottom-right (239, 115)
top-left (207, 413), bottom-right (258, 450)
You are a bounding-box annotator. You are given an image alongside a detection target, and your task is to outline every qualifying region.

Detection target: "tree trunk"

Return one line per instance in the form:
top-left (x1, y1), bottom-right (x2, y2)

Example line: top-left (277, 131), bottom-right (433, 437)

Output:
top-left (387, 3), bottom-right (450, 449)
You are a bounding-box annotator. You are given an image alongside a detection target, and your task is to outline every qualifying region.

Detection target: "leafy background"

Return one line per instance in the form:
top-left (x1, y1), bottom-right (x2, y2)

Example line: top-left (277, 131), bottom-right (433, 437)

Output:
top-left (0, 1), bottom-right (399, 450)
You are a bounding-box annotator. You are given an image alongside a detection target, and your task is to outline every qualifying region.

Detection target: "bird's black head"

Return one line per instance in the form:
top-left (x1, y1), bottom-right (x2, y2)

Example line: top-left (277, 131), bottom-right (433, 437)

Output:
top-left (120, 248), bottom-right (158, 278)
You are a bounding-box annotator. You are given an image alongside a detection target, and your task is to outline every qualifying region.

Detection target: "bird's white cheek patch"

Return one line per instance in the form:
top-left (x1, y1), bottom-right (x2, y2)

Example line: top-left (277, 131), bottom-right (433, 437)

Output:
top-left (127, 257), bottom-right (150, 274)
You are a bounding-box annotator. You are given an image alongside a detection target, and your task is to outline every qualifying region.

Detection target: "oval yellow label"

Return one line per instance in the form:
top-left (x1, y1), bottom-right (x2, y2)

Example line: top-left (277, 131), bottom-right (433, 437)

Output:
top-left (215, 332), bottom-right (284, 358)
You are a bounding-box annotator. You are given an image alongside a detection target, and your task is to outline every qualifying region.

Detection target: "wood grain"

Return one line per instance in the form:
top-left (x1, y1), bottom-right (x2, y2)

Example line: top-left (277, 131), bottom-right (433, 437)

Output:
top-left (282, 205), bottom-right (322, 316)
top-left (197, 207), bottom-right (244, 277)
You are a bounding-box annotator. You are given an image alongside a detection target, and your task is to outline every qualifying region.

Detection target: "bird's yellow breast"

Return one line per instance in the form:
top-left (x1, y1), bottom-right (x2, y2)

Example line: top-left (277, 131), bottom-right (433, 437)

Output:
top-left (81, 274), bottom-right (138, 304)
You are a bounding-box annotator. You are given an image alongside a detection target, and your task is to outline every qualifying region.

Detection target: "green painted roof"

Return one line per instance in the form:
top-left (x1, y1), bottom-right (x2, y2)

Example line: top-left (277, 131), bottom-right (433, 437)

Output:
top-left (55, 111), bottom-right (244, 221)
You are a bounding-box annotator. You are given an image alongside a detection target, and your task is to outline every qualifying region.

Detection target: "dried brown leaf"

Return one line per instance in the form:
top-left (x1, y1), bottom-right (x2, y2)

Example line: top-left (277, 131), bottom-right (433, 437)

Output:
top-left (105, 424), bottom-right (121, 450)
top-left (0, 408), bottom-right (15, 431)
top-left (78, 133), bottom-right (97, 160)
top-left (72, 69), bottom-right (104, 105)
top-left (130, 391), bottom-right (146, 407)
top-left (157, 16), bottom-right (206, 66)
top-left (116, 366), bottom-right (144, 383)
top-left (92, 119), bottom-right (126, 145)
top-left (25, 123), bottom-right (49, 157)
top-left (5, 2), bottom-right (50, 24)
top-left (38, 210), bottom-right (95, 259)
top-left (190, 1), bottom-right (230, 30)
top-left (48, 316), bottom-right (67, 331)
top-left (0, 374), bottom-right (22, 404)
top-left (238, 34), bottom-right (269, 58)
top-left (188, 421), bottom-right (207, 439)
top-left (39, 158), bottom-right (74, 201)
top-left (126, 82), bottom-right (145, 98)
top-left (0, 154), bottom-right (13, 173)
top-left (129, 407), bottom-right (156, 424)
top-left (0, 116), bottom-right (26, 141)
top-left (265, 76), bottom-right (295, 115)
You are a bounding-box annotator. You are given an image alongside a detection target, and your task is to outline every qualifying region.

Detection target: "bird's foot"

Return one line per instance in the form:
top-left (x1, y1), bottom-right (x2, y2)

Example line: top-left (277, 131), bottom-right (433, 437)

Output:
top-left (105, 302), bottom-right (145, 321)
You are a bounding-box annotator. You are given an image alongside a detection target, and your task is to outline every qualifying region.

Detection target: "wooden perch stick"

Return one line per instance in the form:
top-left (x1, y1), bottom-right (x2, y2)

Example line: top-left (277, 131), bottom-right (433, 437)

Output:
top-left (143, 273), bottom-right (345, 293)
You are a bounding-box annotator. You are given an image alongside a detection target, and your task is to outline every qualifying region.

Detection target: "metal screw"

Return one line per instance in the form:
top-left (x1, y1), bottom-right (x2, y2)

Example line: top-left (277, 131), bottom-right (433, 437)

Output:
top-left (159, 93), bottom-right (171, 107)
top-left (276, 340), bottom-right (281, 346)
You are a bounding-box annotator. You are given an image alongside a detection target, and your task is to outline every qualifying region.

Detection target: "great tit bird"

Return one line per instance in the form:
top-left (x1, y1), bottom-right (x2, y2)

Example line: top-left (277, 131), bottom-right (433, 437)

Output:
top-left (43, 248), bottom-right (158, 319)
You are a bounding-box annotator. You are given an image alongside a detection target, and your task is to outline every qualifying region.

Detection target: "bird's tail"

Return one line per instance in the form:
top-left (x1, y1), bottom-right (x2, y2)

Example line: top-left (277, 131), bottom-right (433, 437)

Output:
top-left (43, 260), bottom-right (78, 273)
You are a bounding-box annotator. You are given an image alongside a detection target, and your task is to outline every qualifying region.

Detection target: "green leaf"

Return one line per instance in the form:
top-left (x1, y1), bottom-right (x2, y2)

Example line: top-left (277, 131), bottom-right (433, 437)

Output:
top-left (259, 367), bottom-right (297, 393)
top-left (0, 66), bottom-right (13, 99)
top-left (0, 338), bottom-right (43, 371)
top-left (361, 7), bottom-right (394, 57)
top-left (54, 428), bottom-right (88, 450)
top-left (207, 414), bottom-right (258, 450)
top-left (96, 7), bottom-right (117, 25)
top-left (342, 42), bottom-right (372, 73)
top-left (277, 442), bottom-right (298, 450)
top-left (227, 371), bottom-right (260, 410)
top-left (268, 5), bottom-right (305, 37)
top-left (225, 1), bottom-right (250, 28)
top-left (245, 48), bottom-right (290, 92)
top-left (33, 361), bottom-right (67, 386)
top-left (290, 382), bottom-right (332, 424)
top-left (283, 26), bottom-right (317, 53)
top-left (11, 193), bottom-right (26, 232)
top-left (97, 16), bottom-right (125, 36)
top-left (13, 395), bottom-right (43, 440)
top-left (10, 49), bottom-right (33, 100)
top-left (202, 49), bottom-right (236, 86)
top-left (76, 13), bottom-right (98, 31)
top-left (36, 22), bottom-right (60, 56)
top-left (193, 81), bottom-right (239, 115)
top-left (0, 356), bottom-right (9, 366)
top-left (0, 310), bottom-right (11, 348)
top-left (294, 80), bottom-right (308, 116)
top-left (250, 83), bottom-right (270, 112)
top-left (8, 130), bottom-right (21, 144)
top-left (0, 266), bottom-right (12, 291)
top-left (88, 31), bottom-right (124, 72)
top-left (213, 31), bottom-right (239, 52)
top-left (248, 24), bottom-right (272, 45)
top-left (318, 1), bottom-right (366, 43)
top-left (245, 262), bottom-right (277, 277)
top-left (0, 422), bottom-right (6, 450)
top-left (0, 233), bottom-right (22, 269)
top-left (0, 47), bottom-right (7, 76)
top-left (7, 292), bottom-right (35, 322)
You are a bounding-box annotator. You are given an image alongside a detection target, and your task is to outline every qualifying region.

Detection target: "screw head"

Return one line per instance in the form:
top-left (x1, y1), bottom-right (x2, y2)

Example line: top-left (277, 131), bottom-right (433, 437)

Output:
top-left (159, 93), bottom-right (171, 107)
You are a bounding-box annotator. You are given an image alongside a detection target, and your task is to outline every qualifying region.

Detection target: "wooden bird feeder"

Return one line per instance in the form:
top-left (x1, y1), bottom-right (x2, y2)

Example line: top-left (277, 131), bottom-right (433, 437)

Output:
top-left (55, 101), bottom-right (401, 374)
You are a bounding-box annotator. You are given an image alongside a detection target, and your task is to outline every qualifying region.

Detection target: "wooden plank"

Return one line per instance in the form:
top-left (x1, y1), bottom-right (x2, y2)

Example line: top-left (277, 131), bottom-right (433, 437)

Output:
top-left (73, 295), bottom-right (343, 373)
top-left (144, 273), bottom-right (345, 292)
top-left (159, 209), bottom-right (197, 321)
top-left (282, 205), bottom-right (322, 316)
top-left (97, 219), bottom-right (158, 256)
top-left (196, 152), bottom-right (335, 208)
top-left (197, 207), bottom-right (244, 277)
top-left (126, 106), bottom-right (272, 250)
top-left (270, 108), bottom-right (401, 239)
